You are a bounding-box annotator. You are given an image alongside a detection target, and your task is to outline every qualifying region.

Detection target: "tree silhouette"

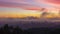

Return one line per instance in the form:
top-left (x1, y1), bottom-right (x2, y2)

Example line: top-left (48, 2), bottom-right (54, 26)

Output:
top-left (0, 24), bottom-right (60, 34)
top-left (12, 26), bottom-right (23, 34)
top-left (3, 24), bottom-right (11, 34)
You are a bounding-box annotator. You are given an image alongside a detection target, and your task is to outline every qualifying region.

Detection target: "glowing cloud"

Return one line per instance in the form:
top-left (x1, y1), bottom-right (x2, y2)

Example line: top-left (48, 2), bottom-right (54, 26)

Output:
top-left (0, 0), bottom-right (60, 18)
top-left (0, 0), bottom-right (60, 9)
top-left (46, 0), bottom-right (60, 4)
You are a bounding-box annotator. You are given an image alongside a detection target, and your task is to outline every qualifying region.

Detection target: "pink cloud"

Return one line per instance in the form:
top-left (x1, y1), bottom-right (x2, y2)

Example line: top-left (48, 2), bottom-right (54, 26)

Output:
top-left (33, 0), bottom-right (60, 8)
top-left (0, 0), bottom-right (25, 2)
top-left (45, 0), bottom-right (60, 5)
top-left (34, 0), bottom-right (60, 4)
top-left (0, 0), bottom-right (30, 4)
top-left (0, 0), bottom-right (60, 10)
top-left (0, 1), bottom-right (41, 10)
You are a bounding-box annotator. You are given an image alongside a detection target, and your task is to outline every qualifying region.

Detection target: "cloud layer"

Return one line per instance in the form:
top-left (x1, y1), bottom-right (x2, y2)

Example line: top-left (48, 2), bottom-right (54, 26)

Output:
top-left (0, 0), bottom-right (60, 10)
top-left (46, 0), bottom-right (60, 4)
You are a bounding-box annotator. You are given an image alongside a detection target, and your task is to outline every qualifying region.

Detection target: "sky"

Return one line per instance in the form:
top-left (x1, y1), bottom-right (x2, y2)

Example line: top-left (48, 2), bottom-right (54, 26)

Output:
top-left (0, 0), bottom-right (60, 18)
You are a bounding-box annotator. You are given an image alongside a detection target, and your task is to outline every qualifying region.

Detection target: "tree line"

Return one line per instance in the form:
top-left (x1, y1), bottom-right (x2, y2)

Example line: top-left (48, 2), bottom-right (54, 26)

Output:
top-left (0, 24), bottom-right (60, 34)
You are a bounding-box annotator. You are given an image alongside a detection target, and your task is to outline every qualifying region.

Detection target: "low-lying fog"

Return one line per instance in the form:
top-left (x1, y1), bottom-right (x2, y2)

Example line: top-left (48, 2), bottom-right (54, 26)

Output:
top-left (0, 18), bottom-right (60, 29)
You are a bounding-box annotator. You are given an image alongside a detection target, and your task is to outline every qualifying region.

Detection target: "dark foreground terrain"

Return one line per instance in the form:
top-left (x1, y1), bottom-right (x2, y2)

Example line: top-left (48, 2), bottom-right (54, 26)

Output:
top-left (0, 19), bottom-right (60, 34)
top-left (0, 24), bottom-right (60, 34)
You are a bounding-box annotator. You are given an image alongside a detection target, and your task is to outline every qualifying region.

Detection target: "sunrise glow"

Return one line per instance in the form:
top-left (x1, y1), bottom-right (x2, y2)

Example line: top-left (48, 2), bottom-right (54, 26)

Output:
top-left (0, 0), bottom-right (60, 18)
